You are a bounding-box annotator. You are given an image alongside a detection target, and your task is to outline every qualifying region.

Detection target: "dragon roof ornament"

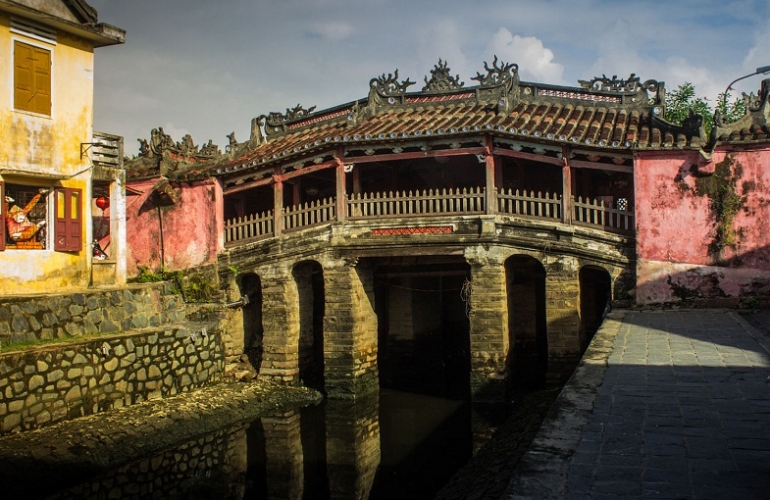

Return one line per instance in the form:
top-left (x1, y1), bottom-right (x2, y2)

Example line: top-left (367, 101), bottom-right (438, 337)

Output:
top-left (578, 73), bottom-right (664, 105)
top-left (422, 59), bottom-right (465, 93)
top-left (471, 56), bottom-right (520, 115)
top-left (137, 127), bottom-right (220, 160)
top-left (367, 69), bottom-right (417, 109)
top-left (258, 104), bottom-right (318, 135)
top-left (471, 56), bottom-right (519, 89)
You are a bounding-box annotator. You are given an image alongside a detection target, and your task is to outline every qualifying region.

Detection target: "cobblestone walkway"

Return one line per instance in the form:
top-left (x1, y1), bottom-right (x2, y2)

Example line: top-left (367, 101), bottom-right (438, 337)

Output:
top-left (504, 309), bottom-right (770, 500)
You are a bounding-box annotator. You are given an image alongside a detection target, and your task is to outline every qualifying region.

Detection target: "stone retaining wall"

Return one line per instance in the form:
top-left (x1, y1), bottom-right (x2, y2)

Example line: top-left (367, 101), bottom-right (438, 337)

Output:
top-left (0, 324), bottom-right (224, 435)
top-left (50, 424), bottom-right (245, 500)
top-left (0, 283), bottom-right (185, 348)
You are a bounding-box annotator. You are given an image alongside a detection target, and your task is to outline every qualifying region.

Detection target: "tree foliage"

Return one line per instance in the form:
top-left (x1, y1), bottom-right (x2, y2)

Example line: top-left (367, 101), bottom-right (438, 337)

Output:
top-left (663, 82), bottom-right (747, 134)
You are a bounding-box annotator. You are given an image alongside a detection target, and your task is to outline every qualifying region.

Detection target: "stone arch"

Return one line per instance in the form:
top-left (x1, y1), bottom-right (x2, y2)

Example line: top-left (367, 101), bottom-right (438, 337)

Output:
top-left (505, 254), bottom-right (548, 391)
top-left (579, 265), bottom-right (612, 352)
top-left (237, 272), bottom-right (264, 374)
top-left (292, 260), bottom-right (325, 393)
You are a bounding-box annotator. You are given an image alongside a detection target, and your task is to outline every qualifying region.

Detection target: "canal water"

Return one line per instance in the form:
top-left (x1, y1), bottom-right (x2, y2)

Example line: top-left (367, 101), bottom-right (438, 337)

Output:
top-left (47, 388), bottom-right (526, 500)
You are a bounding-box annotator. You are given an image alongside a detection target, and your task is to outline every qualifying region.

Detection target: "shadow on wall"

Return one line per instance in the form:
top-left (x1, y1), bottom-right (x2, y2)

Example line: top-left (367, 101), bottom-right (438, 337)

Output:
top-left (635, 244), bottom-right (770, 308)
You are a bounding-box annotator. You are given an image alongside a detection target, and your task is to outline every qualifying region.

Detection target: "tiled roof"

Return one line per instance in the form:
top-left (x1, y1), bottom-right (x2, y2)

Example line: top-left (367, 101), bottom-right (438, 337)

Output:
top-left (160, 61), bottom-right (770, 182)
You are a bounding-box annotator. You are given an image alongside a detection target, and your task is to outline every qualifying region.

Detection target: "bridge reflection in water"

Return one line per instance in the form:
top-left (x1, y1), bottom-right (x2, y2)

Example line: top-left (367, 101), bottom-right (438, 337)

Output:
top-left (53, 389), bottom-right (514, 500)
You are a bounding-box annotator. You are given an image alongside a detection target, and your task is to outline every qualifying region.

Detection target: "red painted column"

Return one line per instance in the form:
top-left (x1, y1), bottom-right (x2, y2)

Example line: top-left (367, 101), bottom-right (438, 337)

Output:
top-left (485, 136), bottom-right (497, 215)
top-left (336, 157), bottom-right (347, 223)
top-left (562, 151), bottom-right (573, 224)
top-left (273, 167), bottom-right (283, 237)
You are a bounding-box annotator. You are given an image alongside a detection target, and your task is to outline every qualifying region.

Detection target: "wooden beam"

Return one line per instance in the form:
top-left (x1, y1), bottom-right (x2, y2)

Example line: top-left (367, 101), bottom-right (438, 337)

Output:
top-left (492, 147), bottom-right (564, 166)
top-left (344, 147), bottom-right (487, 165)
top-left (569, 159), bottom-right (633, 174)
top-left (224, 175), bottom-right (273, 195)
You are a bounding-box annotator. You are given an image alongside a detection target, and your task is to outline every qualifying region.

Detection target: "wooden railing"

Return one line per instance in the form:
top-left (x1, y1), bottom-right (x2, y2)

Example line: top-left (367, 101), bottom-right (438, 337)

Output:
top-left (225, 211), bottom-right (274, 243)
top-left (284, 198), bottom-right (336, 231)
top-left (573, 196), bottom-right (634, 232)
top-left (497, 189), bottom-right (561, 220)
top-left (347, 187), bottom-right (485, 219)
top-left (224, 189), bottom-right (634, 246)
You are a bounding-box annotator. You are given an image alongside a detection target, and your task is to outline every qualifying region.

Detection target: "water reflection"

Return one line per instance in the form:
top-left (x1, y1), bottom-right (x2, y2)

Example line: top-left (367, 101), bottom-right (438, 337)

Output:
top-left (51, 390), bottom-right (506, 500)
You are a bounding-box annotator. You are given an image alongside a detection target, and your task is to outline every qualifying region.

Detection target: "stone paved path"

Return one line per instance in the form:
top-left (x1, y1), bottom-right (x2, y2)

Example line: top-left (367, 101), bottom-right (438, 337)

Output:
top-left (504, 309), bottom-right (770, 500)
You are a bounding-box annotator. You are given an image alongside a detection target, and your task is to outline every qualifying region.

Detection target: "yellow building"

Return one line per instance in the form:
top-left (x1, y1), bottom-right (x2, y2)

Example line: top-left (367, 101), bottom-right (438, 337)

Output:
top-left (0, 0), bottom-right (125, 294)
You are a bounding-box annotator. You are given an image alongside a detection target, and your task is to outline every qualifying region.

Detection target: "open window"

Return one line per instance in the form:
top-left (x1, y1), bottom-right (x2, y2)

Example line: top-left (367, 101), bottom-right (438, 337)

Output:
top-left (3, 183), bottom-right (49, 250)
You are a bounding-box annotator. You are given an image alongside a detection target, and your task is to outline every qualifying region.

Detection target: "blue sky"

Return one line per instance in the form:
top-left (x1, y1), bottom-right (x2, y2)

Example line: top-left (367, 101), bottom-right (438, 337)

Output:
top-left (88, 0), bottom-right (770, 155)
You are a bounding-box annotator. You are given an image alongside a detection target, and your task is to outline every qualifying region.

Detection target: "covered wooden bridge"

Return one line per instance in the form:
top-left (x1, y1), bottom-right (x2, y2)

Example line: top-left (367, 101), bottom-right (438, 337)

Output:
top-left (127, 58), bottom-right (720, 401)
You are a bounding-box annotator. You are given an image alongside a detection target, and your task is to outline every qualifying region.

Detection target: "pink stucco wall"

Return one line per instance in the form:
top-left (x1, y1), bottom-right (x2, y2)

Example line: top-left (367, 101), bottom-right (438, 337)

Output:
top-left (126, 177), bottom-right (224, 276)
top-left (634, 146), bottom-right (770, 304)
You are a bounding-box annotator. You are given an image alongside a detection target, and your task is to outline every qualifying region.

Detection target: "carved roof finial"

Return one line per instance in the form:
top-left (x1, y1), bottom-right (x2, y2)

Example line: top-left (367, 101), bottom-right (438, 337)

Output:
top-left (423, 59), bottom-right (465, 93)
top-left (471, 56), bottom-right (518, 89)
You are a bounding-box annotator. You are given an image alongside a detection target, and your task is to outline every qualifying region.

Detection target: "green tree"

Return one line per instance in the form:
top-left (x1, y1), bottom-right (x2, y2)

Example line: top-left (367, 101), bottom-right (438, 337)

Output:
top-left (663, 82), bottom-right (747, 135)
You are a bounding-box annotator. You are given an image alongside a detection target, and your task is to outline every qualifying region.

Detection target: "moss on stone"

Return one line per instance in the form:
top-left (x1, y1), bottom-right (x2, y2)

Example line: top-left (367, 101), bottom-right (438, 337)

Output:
top-left (694, 155), bottom-right (745, 256)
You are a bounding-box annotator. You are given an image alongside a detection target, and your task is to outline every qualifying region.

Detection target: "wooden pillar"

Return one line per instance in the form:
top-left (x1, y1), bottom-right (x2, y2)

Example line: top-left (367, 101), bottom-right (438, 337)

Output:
top-left (273, 167), bottom-right (283, 237)
top-left (352, 165), bottom-right (361, 196)
top-left (336, 154), bottom-right (347, 223)
top-left (484, 136), bottom-right (498, 215)
top-left (292, 178), bottom-right (302, 206)
top-left (467, 248), bottom-right (509, 402)
top-left (562, 149), bottom-right (573, 224)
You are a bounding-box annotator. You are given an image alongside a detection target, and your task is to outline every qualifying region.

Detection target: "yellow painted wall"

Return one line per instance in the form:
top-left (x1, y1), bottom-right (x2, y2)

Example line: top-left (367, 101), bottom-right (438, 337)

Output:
top-left (0, 12), bottom-right (95, 294)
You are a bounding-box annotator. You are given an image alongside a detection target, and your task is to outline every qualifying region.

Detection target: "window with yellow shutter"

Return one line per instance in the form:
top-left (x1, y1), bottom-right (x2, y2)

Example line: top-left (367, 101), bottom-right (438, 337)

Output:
top-left (14, 41), bottom-right (51, 116)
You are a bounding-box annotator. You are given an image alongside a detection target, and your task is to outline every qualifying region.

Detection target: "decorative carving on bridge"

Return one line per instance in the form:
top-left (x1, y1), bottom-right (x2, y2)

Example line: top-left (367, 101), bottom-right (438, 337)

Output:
top-left (471, 56), bottom-right (520, 115)
top-left (367, 69), bottom-right (416, 110)
top-left (258, 104), bottom-right (318, 136)
top-left (712, 78), bottom-right (770, 141)
top-left (370, 69), bottom-right (416, 97)
top-left (578, 74), bottom-right (663, 104)
top-left (471, 56), bottom-right (518, 89)
top-left (422, 59), bottom-right (465, 92)
top-left (137, 127), bottom-right (220, 160)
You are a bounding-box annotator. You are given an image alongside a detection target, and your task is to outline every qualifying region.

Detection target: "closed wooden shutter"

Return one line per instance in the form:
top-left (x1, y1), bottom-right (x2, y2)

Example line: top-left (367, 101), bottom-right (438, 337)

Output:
top-left (54, 188), bottom-right (82, 252)
top-left (14, 41), bottom-right (51, 115)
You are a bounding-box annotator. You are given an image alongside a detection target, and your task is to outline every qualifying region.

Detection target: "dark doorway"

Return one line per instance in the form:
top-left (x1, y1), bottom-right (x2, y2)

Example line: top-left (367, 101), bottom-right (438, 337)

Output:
top-left (294, 261), bottom-right (325, 393)
top-left (239, 273), bottom-right (264, 373)
top-left (373, 258), bottom-right (471, 400)
top-left (505, 255), bottom-right (548, 393)
top-left (579, 266), bottom-right (612, 352)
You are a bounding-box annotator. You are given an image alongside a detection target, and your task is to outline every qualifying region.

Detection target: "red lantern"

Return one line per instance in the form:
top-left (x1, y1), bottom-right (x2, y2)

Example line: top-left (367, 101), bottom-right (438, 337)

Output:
top-left (95, 196), bottom-right (110, 210)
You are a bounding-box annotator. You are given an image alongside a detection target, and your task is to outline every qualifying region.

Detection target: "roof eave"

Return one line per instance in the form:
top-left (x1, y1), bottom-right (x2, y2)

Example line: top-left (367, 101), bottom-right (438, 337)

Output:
top-left (0, 1), bottom-right (125, 47)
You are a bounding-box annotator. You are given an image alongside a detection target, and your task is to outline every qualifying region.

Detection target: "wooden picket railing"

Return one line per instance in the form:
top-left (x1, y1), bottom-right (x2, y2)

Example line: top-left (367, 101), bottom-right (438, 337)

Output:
top-left (573, 196), bottom-right (634, 232)
top-left (224, 189), bottom-right (634, 245)
top-left (284, 197), bottom-right (336, 231)
top-left (347, 187), bottom-right (485, 219)
top-left (497, 189), bottom-right (561, 220)
top-left (225, 211), bottom-right (274, 243)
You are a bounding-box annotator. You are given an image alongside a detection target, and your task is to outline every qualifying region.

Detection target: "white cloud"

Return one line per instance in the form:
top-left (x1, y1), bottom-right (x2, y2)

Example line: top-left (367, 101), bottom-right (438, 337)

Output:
top-left (486, 28), bottom-right (565, 84)
top-left (307, 21), bottom-right (355, 41)
top-left (417, 19), bottom-right (470, 81)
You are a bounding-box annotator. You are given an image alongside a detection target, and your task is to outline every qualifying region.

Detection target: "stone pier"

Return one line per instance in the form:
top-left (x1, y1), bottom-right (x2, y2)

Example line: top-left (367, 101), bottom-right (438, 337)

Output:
top-left (467, 249), bottom-right (510, 402)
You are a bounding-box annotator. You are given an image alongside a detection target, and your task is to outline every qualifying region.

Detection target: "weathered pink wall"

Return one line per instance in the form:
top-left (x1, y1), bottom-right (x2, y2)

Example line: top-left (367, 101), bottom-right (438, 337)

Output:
top-left (126, 177), bottom-right (224, 276)
top-left (634, 146), bottom-right (770, 304)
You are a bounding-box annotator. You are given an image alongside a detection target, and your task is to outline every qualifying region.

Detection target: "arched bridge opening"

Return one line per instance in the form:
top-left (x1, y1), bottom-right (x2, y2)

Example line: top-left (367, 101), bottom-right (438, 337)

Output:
top-left (505, 255), bottom-right (548, 394)
top-left (579, 266), bottom-right (612, 352)
top-left (293, 260), bottom-right (326, 394)
top-left (237, 272), bottom-right (264, 375)
top-left (371, 256), bottom-right (472, 400)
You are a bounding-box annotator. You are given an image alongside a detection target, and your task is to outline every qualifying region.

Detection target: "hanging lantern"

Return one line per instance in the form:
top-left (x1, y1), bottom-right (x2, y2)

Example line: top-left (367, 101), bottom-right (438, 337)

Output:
top-left (95, 196), bottom-right (110, 210)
